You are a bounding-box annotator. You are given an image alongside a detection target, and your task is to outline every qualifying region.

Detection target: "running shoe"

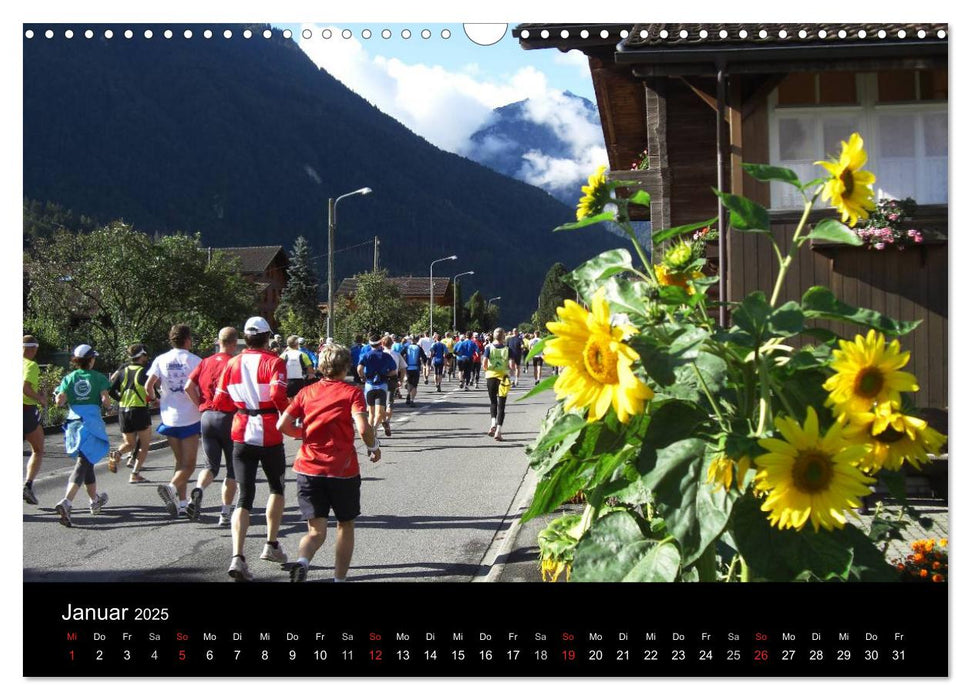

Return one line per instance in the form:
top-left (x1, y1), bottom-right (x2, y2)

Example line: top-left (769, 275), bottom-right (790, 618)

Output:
top-left (54, 499), bottom-right (72, 528)
top-left (437, 385), bottom-right (441, 393)
top-left (126, 458), bottom-right (136, 470)
top-left (90, 492), bottom-right (109, 515)
top-left (107, 450), bottom-right (120, 473)
top-left (157, 483), bottom-right (179, 517)
top-left (218, 507), bottom-right (234, 527)
top-left (23, 483), bottom-right (38, 506)
top-left (289, 561), bottom-right (308, 582)
top-left (185, 487), bottom-right (203, 521)
top-left (383, 420), bottom-right (392, 437)
top-left (129, 473), bottom-right (147, 484)
top-left (494, 434), bottom-right (504, 442)
top-left (260, 542), bottom-right (288, 564)
top-left (487, 426), bottom-right (496, 437)
top-left (228, 556), bottom-right (254, 582)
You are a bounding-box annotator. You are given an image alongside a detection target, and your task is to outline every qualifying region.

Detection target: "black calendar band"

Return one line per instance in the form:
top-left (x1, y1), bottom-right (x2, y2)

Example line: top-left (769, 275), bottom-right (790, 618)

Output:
top-left (24, 582), bottom-right (947, 677)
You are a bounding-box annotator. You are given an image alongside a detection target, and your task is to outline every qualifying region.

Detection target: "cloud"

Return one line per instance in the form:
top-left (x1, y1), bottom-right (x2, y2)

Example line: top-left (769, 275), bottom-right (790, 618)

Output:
top-left (552, 49), bottom-right (590, 77)
top-left (294, 26), bottom-right (606, 197)
top-left (297, 25), bottom-right (549, 152)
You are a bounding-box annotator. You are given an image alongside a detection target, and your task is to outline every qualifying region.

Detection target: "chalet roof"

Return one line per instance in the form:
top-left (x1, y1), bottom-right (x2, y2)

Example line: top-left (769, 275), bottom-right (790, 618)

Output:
top-left (337, 276), bottom-right (452, 299)
top-left (215, 245), bottom-right (288, 274)
top-left (620, 23), bottom-right (947, 49)
top-left (515, 23), bottom-right (947, 72)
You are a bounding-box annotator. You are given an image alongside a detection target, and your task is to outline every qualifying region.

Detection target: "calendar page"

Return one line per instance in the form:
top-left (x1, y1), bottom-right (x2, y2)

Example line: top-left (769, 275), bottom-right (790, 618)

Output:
top-left (19, 0), bottom-right (952, 684)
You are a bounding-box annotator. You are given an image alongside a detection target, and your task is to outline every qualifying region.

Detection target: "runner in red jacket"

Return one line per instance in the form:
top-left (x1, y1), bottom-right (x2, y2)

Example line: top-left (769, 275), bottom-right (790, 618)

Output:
top-left (214, 317), bottom-right (290, 581)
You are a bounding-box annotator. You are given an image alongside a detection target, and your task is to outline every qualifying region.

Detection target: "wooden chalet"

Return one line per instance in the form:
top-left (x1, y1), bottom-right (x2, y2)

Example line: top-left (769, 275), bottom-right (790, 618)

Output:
top-left (334, 276), bottom-right (454, 309)
top-left (517, 23), bottom-right (948, 422)
top-left (213, 245), bottom-right (290, 325)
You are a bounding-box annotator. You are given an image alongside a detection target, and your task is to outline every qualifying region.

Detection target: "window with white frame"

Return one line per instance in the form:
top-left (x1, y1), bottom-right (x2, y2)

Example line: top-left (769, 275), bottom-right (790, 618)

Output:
top-left (768, 70), bottom-right (948, 210)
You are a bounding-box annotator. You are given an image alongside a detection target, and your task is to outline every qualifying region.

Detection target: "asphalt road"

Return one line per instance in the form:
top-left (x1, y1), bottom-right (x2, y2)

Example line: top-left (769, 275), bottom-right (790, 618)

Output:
top-left (23, 372), bottom-right (551, 583)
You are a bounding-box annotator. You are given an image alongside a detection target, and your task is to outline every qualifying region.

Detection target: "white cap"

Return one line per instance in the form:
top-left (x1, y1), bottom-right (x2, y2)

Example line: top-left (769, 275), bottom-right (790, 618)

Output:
top-left (325, 337), bottom-right (333, 344)
top-left (244, 317), bottom-right (271, 335)
top-left (73, 344), bottom-right (98, 359)
top-left (297, 337), bottom-right (305, 344)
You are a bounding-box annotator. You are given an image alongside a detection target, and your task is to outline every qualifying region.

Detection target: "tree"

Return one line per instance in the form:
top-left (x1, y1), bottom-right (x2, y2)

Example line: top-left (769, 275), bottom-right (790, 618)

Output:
top-left (332, 269), bottom-right (415, 345)
top-left (276, 236), bottom-right (322, 338)
top-left (534, 262), bottom-right (575, 329)
top-left (24, 221), bottom-right (258, 368)
top-left (408, 303), bottom-right (452, 339)
top-left (465, 291), bottom-right (488, 331)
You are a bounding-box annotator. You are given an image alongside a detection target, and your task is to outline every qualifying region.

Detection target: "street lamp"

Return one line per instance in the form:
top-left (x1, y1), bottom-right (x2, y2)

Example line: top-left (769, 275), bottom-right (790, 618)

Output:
top-left (429, 255), bottom-right (457, 336)
top-left (453, 270), bottom-right (474, 332)
top-left (487, 296), bottom-right (501, 305)
top-left (327, 186), bottom-right (372, 339)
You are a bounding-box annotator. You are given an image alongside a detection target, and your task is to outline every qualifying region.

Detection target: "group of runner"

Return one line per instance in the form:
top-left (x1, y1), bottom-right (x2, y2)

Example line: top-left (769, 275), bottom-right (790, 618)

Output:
top-left (22, 322), bottom-right (547, 582)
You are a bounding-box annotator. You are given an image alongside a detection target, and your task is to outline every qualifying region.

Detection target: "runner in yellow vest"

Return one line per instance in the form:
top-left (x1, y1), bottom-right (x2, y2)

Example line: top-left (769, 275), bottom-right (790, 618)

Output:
top-left (482, 328), bottom-right (512, 441)
top-left (23, 335), bottom-right (47, 505)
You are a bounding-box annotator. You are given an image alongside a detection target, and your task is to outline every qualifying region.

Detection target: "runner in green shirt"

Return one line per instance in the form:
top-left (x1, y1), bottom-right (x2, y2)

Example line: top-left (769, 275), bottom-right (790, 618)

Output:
top-left (23, 335), bottom-right (47, 505)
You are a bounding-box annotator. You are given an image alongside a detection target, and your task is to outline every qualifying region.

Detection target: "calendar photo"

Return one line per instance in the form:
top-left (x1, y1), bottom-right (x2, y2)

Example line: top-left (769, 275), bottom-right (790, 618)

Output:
top-left (21, 19), bottom-right (949, 677)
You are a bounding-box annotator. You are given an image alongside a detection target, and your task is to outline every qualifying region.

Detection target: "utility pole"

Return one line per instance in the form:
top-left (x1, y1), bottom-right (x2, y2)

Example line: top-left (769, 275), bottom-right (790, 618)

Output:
top-left (373, 236), bottom-right (380, 272)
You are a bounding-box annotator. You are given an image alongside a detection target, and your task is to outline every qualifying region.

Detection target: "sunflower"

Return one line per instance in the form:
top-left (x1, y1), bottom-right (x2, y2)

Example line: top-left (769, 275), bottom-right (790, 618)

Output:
top-left (755, 407), bottom-right (873, 532)
top-left (815, 132), bottom-right (877, 227)
top-left (654, 264), bottom-right (703, 294)
top-left (823, 330), bottom-right (919, 418)
top-left (844, 403), bottom-right (947, 473)
top-left (706, 454), bottom-right (753, 492)
top-left (544, 289), bottom-right (654, 423)
top-left (576, 165), bottom-right (611, 221)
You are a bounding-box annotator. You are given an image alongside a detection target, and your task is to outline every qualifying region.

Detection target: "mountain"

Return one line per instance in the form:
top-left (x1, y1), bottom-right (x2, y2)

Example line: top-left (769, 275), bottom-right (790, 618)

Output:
top-left (22, 24), bottom-right (630, 327)
top-left (462, 92), bottom-right (603, 205)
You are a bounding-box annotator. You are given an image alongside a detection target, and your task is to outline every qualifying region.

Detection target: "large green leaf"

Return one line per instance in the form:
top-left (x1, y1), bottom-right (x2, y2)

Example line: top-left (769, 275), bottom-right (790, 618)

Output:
top-left (519, 374), bottom-right (556, 401)
top-left (801, 286), bottom-right (921, 337)
top-left (533, 411), bottom-right (586, 454)
top-left (628, 326), bottom-right (709, 388)
top-left (600, 276), bottom-right (651, 320)
top-left (732, 291), bottom-right (771, 339)
top-left (713, 190), bottom-right (771, 233)
top-left (664, 350), bottom-right (728, 404)
top-left (572, 511), bottom-right (680, 582)
top-left (731, 496), bottom-right (898, 581)
top-left (650, 440), bottom-right (736, 566)
top-left (767, 301), bottom-right (805, 338)
top-left (741, 163), bottom-right (802, 188)
top-left (524, 334), bottom-right (549, 362)
top-left (644, 401), bottom-right (709, 450)
top-left (808, 218), bottom-right (863, 246)
top-left (651, 217), bottom-right (718, 245)
top-left (554, 211), bottom-right (615, 231)
top-left (522, 457), bottom-right (588, 522)
top-left (629, 190), bottom-right (651, 207)
top-left (568, 248), bottom-right (637, 299)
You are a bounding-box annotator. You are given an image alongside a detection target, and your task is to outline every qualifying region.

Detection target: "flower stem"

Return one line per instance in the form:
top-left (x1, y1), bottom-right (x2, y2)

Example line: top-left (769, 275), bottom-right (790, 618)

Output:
top-left (697, 543), bottom-right (718, 582)
top-left (617, 202), bottom-right (657, 284)
top-left (769, 198), bottom-right (814, 307)
top-left (725, 553), bottom-right (740, 582)
top-left (691, 361), bottom-right (727, 429)
top-left (740, 557), bottom-right (751, 582)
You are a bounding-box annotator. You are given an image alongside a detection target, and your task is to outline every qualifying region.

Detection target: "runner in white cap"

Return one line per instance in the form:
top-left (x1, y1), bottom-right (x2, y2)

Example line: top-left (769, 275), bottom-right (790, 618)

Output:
top-left (214, 316), bottom-right (290, 581)
top-left (52, 344), bottom-right (113, 527)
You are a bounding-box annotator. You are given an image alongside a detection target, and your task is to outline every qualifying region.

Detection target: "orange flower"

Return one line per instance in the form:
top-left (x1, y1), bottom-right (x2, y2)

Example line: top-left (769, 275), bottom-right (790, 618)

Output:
top-left (919, 569), bottom-right (929, 578)
top-left (939, 538), bottom-right (948, 548)
top-left (932, 561), bottom-right (941, 570)
top-left (932, 574), bottom-right (944, 583)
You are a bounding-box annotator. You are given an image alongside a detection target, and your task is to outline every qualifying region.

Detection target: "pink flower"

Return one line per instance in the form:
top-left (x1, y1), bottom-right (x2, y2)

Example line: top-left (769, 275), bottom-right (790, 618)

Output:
top-left (889, 213), bottom-right (899, 221)
top-left (913, 234), bottom-right (923, 243)
top-left (874, 242), bottom-right (885, 250)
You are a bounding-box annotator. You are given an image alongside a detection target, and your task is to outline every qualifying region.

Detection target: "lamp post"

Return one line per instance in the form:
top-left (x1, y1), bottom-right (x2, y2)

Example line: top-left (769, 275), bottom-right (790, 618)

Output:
top-left (487, 296), bottom-right (501, 305)
top-left (452, 270), bottom-right (474, 332)
top-left (429, 255), bottom-right (457, 336)
top-left (327, 186), bottom-right (372, 340)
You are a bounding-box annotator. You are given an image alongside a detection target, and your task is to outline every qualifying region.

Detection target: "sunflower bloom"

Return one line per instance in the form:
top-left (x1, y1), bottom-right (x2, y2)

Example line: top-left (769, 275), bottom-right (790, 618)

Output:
top-left (706, 454), bottom-right (752, 492)
top-left (823, 330), bottom-right (919, 418)
top-left (576, 165), bottom-right (610, 221)
top-left (844, 403), bottom-right (947, 473)
top-left (755, 407), bottom-right (873, 532)
top-left (815, 132), bottom-right (877, 227)
top-left (544, 289), bottom-right (654, 423)
top-left (654, 265), bottom-right (703, 294)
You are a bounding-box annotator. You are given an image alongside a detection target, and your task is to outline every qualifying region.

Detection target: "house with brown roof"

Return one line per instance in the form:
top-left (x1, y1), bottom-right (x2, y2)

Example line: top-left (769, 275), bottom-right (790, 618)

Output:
top-left (213, 245), bottom-right (290, 324)
top-left (333, 276), bottom-right (454, 309)
top-left (517, 23), bottom-right (948, 424)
